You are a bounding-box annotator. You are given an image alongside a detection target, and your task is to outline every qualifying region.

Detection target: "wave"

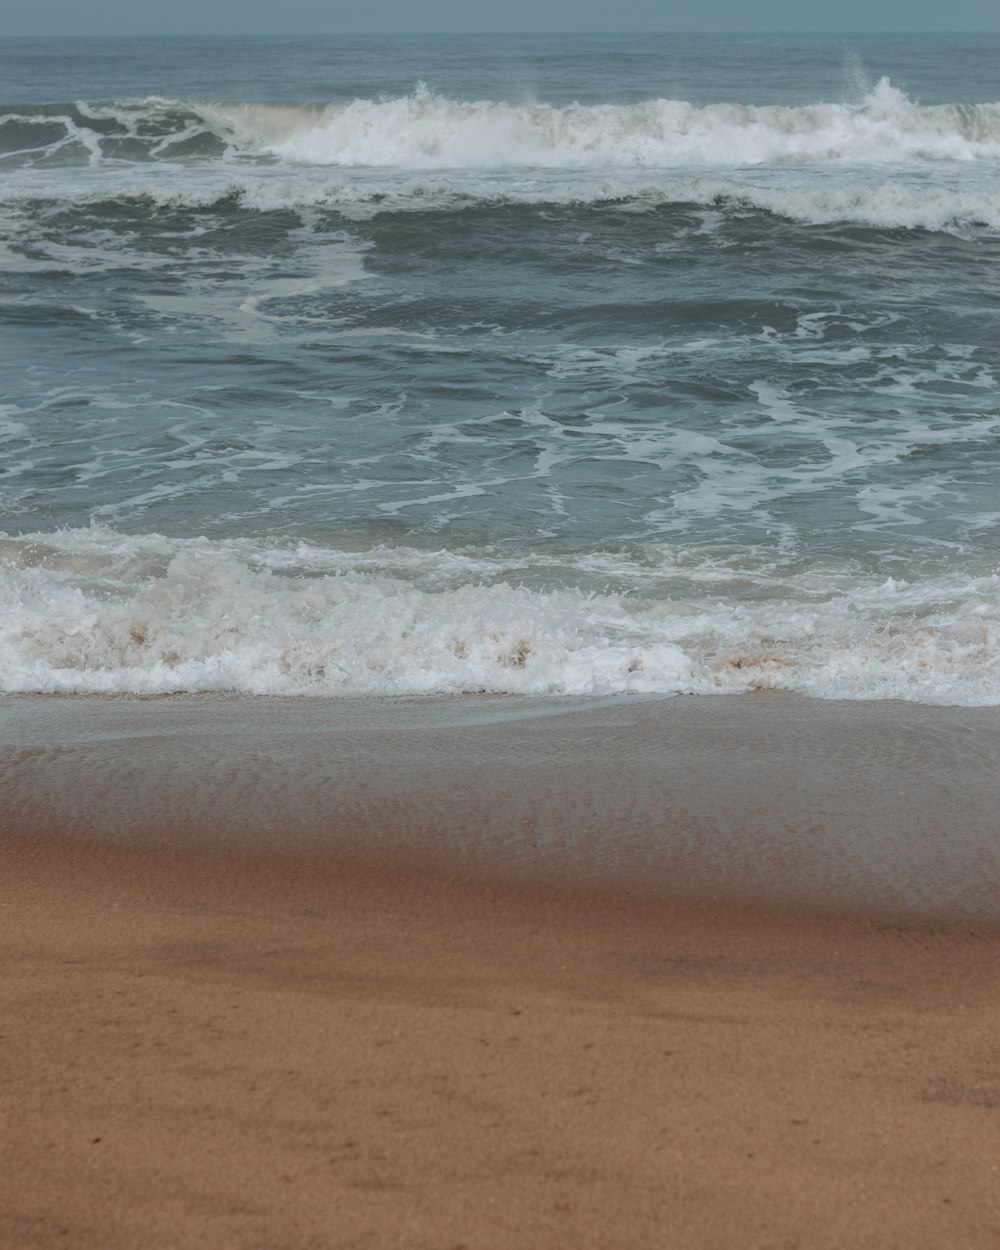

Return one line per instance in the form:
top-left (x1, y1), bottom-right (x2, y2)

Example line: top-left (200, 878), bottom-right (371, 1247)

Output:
top-left (4, 79), bottom-right (1000, 172)
top-left (3, 528), bottom-right (999, 705)
top-left (234, 79), bottom-right (1000, 168)
top-left (4, 169), bottom-right (999, 234)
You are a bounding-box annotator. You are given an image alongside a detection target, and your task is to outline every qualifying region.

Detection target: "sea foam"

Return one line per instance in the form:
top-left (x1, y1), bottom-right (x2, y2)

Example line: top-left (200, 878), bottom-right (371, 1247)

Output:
top-left (226, 79), bottom-right (1000, 168)
top-left (4, 169), bottom-right (999, 236)
top-left (4, 78), bottom-right (1000, 234)
top-left (4, 80), bottom-right (1000, 172)
top-left (2, 529), bottom-right (998, 705)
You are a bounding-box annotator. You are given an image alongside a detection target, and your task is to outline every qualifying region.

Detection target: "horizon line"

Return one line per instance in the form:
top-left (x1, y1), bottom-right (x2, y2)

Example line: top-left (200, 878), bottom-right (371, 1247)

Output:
top-left (4, 28), bottom-right (1000, 39)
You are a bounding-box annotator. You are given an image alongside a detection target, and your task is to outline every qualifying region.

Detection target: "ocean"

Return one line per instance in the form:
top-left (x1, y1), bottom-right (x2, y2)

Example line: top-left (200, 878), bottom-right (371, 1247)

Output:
top-left (2, 32), bottom-right (999, 702)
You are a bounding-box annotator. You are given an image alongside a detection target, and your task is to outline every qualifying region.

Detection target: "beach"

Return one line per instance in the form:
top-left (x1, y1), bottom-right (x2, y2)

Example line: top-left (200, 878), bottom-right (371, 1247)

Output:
top-left (4, 30), bottom-right (1000, 1243)
top-left (3, 692), bottom-right (1000, 1247)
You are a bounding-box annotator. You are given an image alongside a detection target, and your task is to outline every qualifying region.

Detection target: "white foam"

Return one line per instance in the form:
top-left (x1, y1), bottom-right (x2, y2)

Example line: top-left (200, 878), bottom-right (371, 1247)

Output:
top-left (3, 79), bottom-right (1000, 235)
top-left (213, 80), bottom-right (1000, 169)
top-left (2, 528), bottom-right (998, 705)
top-left (8, 81), bottom-right (1000, 176)
top-left (5, 164), bottom-right (998, 236)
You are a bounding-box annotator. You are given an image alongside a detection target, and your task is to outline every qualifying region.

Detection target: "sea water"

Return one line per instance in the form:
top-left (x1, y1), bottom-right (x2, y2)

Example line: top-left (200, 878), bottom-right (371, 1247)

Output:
top-left (2, 33), bottom-right (999, 701)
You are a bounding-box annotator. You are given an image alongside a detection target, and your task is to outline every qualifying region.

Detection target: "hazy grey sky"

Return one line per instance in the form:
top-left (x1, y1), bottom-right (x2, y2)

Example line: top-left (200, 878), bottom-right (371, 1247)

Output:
top-left (6, 0), bottom-right (1000, 38)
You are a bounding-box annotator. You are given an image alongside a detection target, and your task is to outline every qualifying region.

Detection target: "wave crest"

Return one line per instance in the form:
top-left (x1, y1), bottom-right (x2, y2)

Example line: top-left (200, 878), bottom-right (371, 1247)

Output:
top-left (4, 79), bottom-right (1000, 171)
top-left (236, 79), bottom-right (1000, 168)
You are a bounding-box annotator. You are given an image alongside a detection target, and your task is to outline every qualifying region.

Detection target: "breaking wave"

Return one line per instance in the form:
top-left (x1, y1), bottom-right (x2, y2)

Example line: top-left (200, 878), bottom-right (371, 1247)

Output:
top-left (3, 79), bottom-right (1000, 171)
top-left (3, 528), bottom-right (999, 705)
top-left (5, 77), bottom-right (999, 234)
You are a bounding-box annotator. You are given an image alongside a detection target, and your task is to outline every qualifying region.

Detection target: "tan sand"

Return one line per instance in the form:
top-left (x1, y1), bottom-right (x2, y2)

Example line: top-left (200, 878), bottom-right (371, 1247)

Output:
top-left (2, 693), bottom-right (1000, 1247)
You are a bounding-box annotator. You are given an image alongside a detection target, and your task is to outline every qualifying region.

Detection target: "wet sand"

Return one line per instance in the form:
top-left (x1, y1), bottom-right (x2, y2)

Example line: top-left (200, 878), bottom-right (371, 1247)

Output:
top-left (3, 693), bottom-right (1000, 1247)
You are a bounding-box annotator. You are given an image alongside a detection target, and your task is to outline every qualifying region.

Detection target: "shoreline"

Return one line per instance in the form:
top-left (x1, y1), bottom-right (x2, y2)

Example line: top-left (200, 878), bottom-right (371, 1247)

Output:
top-left (4, 690), bottom-right (1000, 922)
top-left (4, 691), bottom-right (1000, 1246)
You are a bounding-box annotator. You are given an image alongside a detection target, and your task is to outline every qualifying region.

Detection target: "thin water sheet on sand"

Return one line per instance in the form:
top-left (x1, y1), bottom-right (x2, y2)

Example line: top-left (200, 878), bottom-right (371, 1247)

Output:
top-left (3, 691), bottom-right (1000, 919)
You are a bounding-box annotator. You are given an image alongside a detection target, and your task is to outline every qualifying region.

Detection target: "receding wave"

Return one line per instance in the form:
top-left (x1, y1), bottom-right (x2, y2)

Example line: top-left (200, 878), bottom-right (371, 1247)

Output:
top-left (3, 529), bottom-right (998, 705)
top-left (4, 79), bottom-right (1000, 172)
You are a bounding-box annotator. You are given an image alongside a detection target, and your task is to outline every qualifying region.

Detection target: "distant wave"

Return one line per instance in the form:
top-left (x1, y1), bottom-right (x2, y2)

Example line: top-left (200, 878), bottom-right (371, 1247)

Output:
top-left (3, 528), bottom-right (999, 704)
top-left (3, 79), bottom-right (1000, 171)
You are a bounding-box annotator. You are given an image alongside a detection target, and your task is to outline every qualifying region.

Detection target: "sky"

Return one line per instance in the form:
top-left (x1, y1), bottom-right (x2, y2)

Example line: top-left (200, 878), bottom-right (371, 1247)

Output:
top-left (5, 0), bottom-right (1000, 38)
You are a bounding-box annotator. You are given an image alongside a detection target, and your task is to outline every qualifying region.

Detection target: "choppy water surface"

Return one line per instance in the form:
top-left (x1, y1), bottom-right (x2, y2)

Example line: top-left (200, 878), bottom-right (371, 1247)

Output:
top-left (2, 33), bottom-right (999, 701)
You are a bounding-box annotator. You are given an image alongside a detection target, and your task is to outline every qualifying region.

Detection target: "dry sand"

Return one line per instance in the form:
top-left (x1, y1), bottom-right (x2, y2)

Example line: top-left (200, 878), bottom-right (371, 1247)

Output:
top-left (3, 693), bottom-right (1000, 1248)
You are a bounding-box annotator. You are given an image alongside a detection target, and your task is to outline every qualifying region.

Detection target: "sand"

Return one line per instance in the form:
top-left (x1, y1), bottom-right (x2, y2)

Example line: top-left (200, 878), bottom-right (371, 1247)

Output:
top-left (3, 692), bottom-right (1000, 1248)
